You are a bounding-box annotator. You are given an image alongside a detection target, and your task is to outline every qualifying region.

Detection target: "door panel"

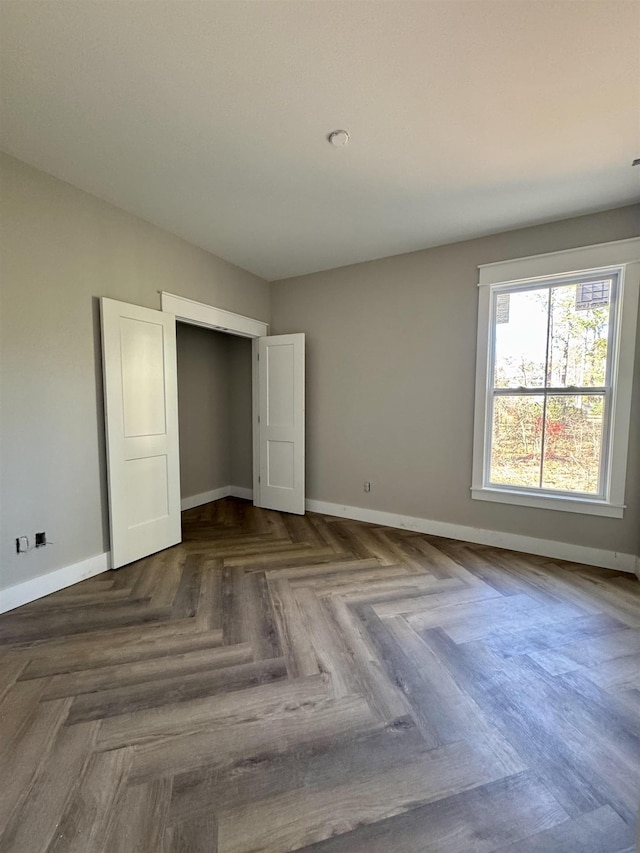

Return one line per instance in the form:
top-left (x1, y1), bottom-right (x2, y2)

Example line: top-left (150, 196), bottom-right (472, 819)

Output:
top-left (256, 333), bottom-right (305, 514)
top-left (101, 298), bottom-right (181, 568)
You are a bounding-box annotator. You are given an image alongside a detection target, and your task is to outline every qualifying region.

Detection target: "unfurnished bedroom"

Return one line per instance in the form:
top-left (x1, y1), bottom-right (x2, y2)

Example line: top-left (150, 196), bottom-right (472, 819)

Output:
top-left (0, 2), bottom-right (639, 851)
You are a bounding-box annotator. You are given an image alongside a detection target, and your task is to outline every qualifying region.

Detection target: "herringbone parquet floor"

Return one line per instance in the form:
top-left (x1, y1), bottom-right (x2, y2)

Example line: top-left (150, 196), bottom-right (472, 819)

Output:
top-left (1, 498), bottom-right (639, 852)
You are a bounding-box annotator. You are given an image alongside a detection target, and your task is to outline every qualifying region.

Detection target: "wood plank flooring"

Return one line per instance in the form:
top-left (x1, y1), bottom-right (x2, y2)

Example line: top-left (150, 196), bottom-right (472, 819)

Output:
top-left (0, 498), bottom-right (638, 852)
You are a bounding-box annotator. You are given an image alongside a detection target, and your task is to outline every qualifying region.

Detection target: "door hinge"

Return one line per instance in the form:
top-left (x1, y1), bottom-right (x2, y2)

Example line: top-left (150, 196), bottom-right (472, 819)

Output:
top-left (258, 475), bottom-right (261, 484)
top-left (257, 352), bottom-right (260, 361)
top-left (258, 415), bottom-right (261, 423)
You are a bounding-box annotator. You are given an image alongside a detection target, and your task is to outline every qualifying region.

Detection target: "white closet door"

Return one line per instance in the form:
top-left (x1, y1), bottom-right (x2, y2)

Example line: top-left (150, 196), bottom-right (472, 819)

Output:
top-left (101, 298), bottom-right (181, 568)
top-left (256, 333), bottom-right (305, 514)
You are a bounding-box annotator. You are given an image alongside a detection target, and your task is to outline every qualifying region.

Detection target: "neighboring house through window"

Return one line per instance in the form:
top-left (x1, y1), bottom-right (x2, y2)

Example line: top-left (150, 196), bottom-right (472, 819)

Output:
top-left (472, 238), bottom-right (640, 518)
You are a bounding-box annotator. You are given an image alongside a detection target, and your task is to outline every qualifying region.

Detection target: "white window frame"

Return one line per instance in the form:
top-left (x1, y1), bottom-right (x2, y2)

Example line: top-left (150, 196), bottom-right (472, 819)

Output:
top-left (472, 238), bottom-right (640, 518)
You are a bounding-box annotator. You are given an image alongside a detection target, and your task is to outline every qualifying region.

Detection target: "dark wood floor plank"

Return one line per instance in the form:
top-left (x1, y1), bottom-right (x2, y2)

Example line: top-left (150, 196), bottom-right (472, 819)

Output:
top-left (227, 544), bottom-right (337, 566)
top-left (353, 603), bottom-right (469, 748)
top-left (241, 550), bottom-right (353, 574)
top-left (556, 563), bottom-right (640, 627)
top-left (153, 554), bottom-right (195, 610)
top-left (21, 587), bottom-right (132, 609)
top-left (46, 747), bottom-right (132, 853)
top-left (324, 521), bottom-right (373, 562)
top-left (409, 535), bottom-right (488, 585)
top-left (193, 558), bottom-right (224, 632)
top-left (481, 612), bottom-right (626, 658)
top-left (294, 587), bottom-right (362, 699)
top-left (583, 652), bottom-right (640, 691)
top-left (376, 613), bottom-right (524, 772)
top-left (268, 577), bottom-right (321, 678)
top-left (371, 528), bottom-right (437, 574)
top-left (340, 522), bottom-right (400, 567)
top-left (171, 553), bottom-right (205, 618)
top-left (7, 615), bottom-right (207, 660)
top-left (421, 628), bottom-right (613, 818)
top-left (613, 685), bottom-right (640, 719)
top-left (169, 810), bottom-right (218, 853)
top-left (67, 657), bottom-right (288, 722)
top-left (130, 694), bottom-right (377, 783)
top-left (281, 513), bottom-right (325, 548)
top-left (130, 550), bottom-right (175, 602)
top-left (43, 642), bottom-right (253, 699)
top-left (296, 771), bottom-right (569, 853)
top-left (216, 737), bottom-right (515, 853)
top-left (322, 596), bottom-right (408, 721)
top-left (301, 517), bottom-right (350, 559)
top-left (104, 778), bottom-right (172, 853)
top-left (240, 572), bottom-right (283, 660)
top-left (492, 804), bottom-right (634, 853)
top-left (0, 599), bottom-right (172, 643)
top-left (490, 552), bottom-right (639, 627)
top-left (97, 674), bottom-right (330, 752)
top-left (372, 579), bottom-right (501, 618)
top-left (168, 715), bottom-right (421, 826)
top-left (442, 599), bottom-right (583, 644)
top-left (0, 677), bottom-right (49, 753)
top-left (424, 538), bottom-right (552, 597)
top-left (266, 556), bottom-right (379, 580)
top-left (0, 690), bottom-right (70, 829)
top-left (320, 572), bottom-right (463, 604)
top-left (528, 627), bottom-right (640, 675)
top-left (553, 666), bottom-right (640, 741)
top-left (0, 720), bottom-right (98, 853)
top-left (0, 652), bottom-right (28, 703)
top-left (288, 562), bottom-right (409, 591)
top-left (221, 565), bottom-right (244, 646)
top-left (543, 668), bottom-right (640, 822)
top-left (406, 590), bottom-right (544, 634)
top-left (20, 627), bottom-right (225, 680)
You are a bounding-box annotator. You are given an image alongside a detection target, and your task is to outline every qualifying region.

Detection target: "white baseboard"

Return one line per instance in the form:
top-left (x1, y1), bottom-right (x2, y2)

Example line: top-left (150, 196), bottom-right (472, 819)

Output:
top-left (305, 499), bottom-right (639, 575)
top-left (0, 552), bottom-right (110, 614)
top-left (181, 486), bottom-right (231, 511)
top-left (229, 485), bottom-right (253, 501)
top-left (181, 485), bottom-right (253, 511)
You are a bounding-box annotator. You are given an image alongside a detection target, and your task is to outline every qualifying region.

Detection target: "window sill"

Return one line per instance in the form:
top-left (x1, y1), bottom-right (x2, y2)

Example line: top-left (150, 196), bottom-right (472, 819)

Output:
top-left (471, 487), bottom-right (625, 518)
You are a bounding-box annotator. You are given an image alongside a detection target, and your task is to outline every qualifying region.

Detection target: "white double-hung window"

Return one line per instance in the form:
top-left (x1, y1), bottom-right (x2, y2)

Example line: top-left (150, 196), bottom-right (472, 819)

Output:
top-left (472, 238), bottom-right (640, 518)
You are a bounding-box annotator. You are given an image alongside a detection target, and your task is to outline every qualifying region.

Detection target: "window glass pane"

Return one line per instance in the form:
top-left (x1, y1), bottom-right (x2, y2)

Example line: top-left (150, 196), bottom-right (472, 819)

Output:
top-left (547, 281), bottom-right (611, 387)
top-left (493, 290), bottom-right (548, 388)
top-left (490, 396), bottom-right (543, 487)
top-left (541, 395), bottom-right (604, 494)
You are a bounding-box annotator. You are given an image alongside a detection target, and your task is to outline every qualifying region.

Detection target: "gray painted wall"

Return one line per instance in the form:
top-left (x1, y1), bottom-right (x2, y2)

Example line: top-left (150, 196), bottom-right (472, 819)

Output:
top-left (177, 325), bottom-right (253, 500)
top-left (0, 153), bottom-right (268, 592)
top-left (271, 205), bottom-right (640, 556)
top-left (177, 325), bottom-right (230, 498)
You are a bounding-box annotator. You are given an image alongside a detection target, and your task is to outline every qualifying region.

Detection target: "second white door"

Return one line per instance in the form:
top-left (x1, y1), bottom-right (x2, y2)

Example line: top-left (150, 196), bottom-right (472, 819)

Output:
top-left (256, 333), bottom-right (305, 515)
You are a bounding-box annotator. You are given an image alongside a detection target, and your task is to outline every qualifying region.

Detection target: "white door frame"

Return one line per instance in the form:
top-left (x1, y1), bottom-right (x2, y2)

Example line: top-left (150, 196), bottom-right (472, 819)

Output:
top-left (160, 292), bottom-right (268, 339)
top-left (160, 291), bottom-right (268, 505)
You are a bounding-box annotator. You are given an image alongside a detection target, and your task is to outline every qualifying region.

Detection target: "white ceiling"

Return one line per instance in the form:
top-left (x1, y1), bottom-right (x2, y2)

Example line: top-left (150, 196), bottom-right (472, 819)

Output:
top-left (1, 1), bottom-right (639, 281)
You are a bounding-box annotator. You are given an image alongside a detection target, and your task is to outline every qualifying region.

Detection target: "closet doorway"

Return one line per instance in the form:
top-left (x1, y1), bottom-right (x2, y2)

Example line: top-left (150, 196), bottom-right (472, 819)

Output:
top-left (176, 324), bottom-right (254, 512)
top-left (101, 293), bottom-right (304, 569)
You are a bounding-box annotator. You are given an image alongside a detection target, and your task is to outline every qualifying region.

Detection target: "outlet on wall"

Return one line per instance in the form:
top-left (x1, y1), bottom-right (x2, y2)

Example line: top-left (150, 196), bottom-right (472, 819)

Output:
top-left (363, 481), bottom-right (371, 493)
top-left (16, 536), bottom-right (29, 553)
top-left (35, 532), bottom-right (47, 548)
